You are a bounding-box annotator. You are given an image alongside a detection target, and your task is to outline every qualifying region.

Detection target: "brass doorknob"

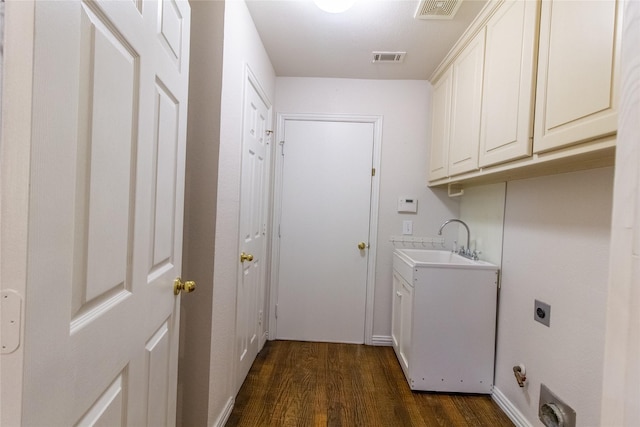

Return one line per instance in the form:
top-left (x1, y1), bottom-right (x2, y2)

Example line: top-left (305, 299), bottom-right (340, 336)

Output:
top-left (174, 277), bottom-right (196, 295)
top-left (240, 252), bottom-right (254, 263)
top-left (358, 242), bottom-right (367, 250)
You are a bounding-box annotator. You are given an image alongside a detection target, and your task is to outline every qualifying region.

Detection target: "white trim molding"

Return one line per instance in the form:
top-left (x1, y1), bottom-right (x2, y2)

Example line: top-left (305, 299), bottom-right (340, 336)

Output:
top-left (492, 386), bottom-right (533, 427)
top-left (371, 335), bottom-right (393, 346)
top-left (212, 396), bottom-right (235, 427)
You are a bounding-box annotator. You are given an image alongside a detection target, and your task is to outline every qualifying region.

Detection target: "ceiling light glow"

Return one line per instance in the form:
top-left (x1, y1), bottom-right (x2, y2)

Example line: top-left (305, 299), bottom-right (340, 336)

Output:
top-left (313, 0), bottom-right (357, 13)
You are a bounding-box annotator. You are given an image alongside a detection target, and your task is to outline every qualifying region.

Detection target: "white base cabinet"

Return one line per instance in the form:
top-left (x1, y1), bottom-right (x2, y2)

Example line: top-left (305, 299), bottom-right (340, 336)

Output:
top-left (392, 253), bottom-right (499, 394)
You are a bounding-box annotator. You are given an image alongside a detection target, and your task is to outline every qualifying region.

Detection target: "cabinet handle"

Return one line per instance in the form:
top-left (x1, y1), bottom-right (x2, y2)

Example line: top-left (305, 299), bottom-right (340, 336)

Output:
top-left (396, 291), bottom-right (402, 297)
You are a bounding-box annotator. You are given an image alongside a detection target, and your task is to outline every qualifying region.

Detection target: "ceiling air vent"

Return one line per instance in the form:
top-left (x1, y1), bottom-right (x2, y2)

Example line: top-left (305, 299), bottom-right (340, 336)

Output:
top-left (415, 0), bottom-right (462, 20)
top-left (372, 51), bottom-right (406, 63)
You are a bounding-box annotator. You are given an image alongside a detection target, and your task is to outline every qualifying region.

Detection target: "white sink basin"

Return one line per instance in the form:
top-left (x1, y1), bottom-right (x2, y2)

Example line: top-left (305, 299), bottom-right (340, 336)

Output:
top-left (394, 248), bottom-right (497, 270)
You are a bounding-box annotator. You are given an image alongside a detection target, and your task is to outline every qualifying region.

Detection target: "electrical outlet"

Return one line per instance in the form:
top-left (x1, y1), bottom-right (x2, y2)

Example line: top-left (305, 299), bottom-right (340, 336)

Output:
top-left (534, 300), bottom-right (551, 327)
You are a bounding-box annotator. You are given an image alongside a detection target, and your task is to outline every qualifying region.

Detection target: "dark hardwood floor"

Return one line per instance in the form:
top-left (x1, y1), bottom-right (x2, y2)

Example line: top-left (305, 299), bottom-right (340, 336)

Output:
top-left (226, 340), bottom-right (514, 427)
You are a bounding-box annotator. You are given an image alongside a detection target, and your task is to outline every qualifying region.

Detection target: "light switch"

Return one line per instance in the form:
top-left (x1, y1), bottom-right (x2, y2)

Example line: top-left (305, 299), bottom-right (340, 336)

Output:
top-left (402, 220), bottom-right (413, 235)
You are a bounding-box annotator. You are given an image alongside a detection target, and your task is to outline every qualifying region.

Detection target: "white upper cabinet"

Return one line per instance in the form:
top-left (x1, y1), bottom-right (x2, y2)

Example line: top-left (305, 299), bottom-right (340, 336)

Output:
top-left (533, 0), bottom-right (620, 153)
top-left (479, 0), bottom-right (540, 167)
top-left (427, 0), bottom-right (621, 186)
top-left (429, 67), bottom-right (453, 181)
top-left (448, 29), bottom-right (486, 176)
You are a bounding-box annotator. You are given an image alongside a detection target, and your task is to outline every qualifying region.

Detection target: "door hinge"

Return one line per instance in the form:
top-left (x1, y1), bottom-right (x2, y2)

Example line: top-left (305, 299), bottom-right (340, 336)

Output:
top-left (275, 304), bottom-right (278, 319)
top-left (372, 168), bottom-right (376, 176)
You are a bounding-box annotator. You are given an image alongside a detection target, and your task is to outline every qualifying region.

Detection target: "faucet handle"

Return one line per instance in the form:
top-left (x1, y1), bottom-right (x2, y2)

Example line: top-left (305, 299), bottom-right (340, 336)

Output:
top-left (472, 250), bottom-right (482, 261)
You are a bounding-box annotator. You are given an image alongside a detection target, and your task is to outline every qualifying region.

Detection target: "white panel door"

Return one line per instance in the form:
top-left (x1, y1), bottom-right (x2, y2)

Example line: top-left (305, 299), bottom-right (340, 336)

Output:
top-left (276, 119), bottom-right (374, 343)
top-left (21, 1), bottom-right (190, 425)
top-left (236, 73), bottom-right (270, 391)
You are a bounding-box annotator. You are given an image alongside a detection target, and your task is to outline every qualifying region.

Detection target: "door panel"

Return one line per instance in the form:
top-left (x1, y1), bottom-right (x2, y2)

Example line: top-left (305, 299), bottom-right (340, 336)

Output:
top-left (145, 320), bottom-right (172, 427)
top-left (21, 1), bottom-right (190, 425)
top-left (72, 0), bottom-right (138, 326)
top-left (276, 120), bottom-right (374, 344)
top-left (76, 373), bottom-right (127, 427)
top-left (150, 82), bottom-right (180, 275)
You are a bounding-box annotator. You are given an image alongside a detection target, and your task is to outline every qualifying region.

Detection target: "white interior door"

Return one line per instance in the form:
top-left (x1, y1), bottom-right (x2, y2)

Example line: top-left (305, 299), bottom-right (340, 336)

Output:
top-left (275, 119), bottom-right (375, 344)
top-left (236, 71), bottom-right (271, 390)
top-left (20, 1), bottom-right (190, 425)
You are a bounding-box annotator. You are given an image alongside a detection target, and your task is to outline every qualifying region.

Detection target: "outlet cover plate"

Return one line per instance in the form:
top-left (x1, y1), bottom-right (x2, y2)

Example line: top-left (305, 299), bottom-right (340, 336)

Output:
top-left (534, 299), bottom-right (551, 327)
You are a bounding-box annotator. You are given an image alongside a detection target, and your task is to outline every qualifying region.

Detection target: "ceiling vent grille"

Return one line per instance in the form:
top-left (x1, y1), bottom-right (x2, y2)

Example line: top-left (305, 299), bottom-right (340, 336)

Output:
top-left (372, 51), bottom-right (406, 63)
top-left (415, 0), bottom-right (462, 20)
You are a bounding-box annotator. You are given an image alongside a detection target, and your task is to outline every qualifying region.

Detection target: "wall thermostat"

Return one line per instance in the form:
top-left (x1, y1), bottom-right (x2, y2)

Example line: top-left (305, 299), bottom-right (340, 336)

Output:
top-left (398, 197), bottom-right (418, 213)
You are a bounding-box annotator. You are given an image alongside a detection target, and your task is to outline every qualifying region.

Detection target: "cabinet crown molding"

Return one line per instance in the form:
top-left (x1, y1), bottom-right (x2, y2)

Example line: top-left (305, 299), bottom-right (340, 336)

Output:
top-left (430, 0), bottom-right (503, 83)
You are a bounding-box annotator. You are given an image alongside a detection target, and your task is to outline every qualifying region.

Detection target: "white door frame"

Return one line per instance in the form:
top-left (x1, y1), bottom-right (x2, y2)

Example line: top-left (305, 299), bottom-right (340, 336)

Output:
top-left (268, 113), bottom-right (382, 346)
top-left (1, 2), bottom-right (35, 424)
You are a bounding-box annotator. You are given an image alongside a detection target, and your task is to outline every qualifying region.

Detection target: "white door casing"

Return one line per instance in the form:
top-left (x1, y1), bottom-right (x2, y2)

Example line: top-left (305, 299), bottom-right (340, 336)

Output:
top-left (9, 1), bottom-right (191, 425)
top-left (270, 115), bottom-right (381, 344)
top-left (236, 67), bottom-right (271, 392)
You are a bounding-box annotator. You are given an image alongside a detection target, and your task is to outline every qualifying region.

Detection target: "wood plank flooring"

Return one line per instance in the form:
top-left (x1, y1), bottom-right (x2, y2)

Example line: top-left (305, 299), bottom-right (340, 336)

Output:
top-left (226, 341), bottom-right (514, 427)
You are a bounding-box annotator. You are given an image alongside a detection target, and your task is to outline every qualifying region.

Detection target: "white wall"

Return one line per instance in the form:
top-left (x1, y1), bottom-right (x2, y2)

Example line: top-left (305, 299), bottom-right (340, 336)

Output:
top-left (206, 0), bottom-right (276, 425)
top-left (274, 77), bottom-right (459, 339)
top-left (494, 167), bottom-right (614, 426)
top-left (178, 0), bottom-right (224, 426)
top-left (458, 183), bottom-right (506, 266)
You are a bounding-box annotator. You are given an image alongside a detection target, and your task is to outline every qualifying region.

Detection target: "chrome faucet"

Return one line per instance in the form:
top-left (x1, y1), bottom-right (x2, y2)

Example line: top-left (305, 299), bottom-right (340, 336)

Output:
top-left (438, 219), bottom-right (478, 260)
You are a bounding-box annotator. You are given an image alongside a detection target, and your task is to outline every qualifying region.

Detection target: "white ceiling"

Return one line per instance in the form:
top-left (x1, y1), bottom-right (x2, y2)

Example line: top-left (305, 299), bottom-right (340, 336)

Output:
top-left (245, 0), bottom-right (488, 80)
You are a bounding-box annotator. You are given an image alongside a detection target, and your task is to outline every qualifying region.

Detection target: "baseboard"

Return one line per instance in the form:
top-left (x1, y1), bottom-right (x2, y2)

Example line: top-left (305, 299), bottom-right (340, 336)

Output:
top-left (492, 386), bottom-right (533, 427)
top-left (212, 396), bottom-right (235, 427)
top-left (371, 335), bottom-right (393, 346)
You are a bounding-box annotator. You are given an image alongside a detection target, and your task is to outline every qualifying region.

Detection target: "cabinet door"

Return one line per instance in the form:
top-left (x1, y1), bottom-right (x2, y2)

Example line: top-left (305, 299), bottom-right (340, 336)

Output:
top-left (391, 272), bottom-right (403, 352)
top-left (533, 0), bottom-right (620, 153)
top-left (479, 0), bottom-right (539, 167)
top-left (429, 67), bottom-right (453, 181)
top-left (399, 278), bottom-right (413, 374)
top-left (449, 29), bottom-right (485, 176)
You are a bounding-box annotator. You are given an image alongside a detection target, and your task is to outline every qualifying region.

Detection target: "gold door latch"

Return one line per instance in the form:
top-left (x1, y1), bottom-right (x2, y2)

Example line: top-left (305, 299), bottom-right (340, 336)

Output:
top-left (240, 252), bottom-right (254, 263)
top-left (357, 242), bottom-right (367, 250)
top-left (174, 278), bottom-right (196, 295)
